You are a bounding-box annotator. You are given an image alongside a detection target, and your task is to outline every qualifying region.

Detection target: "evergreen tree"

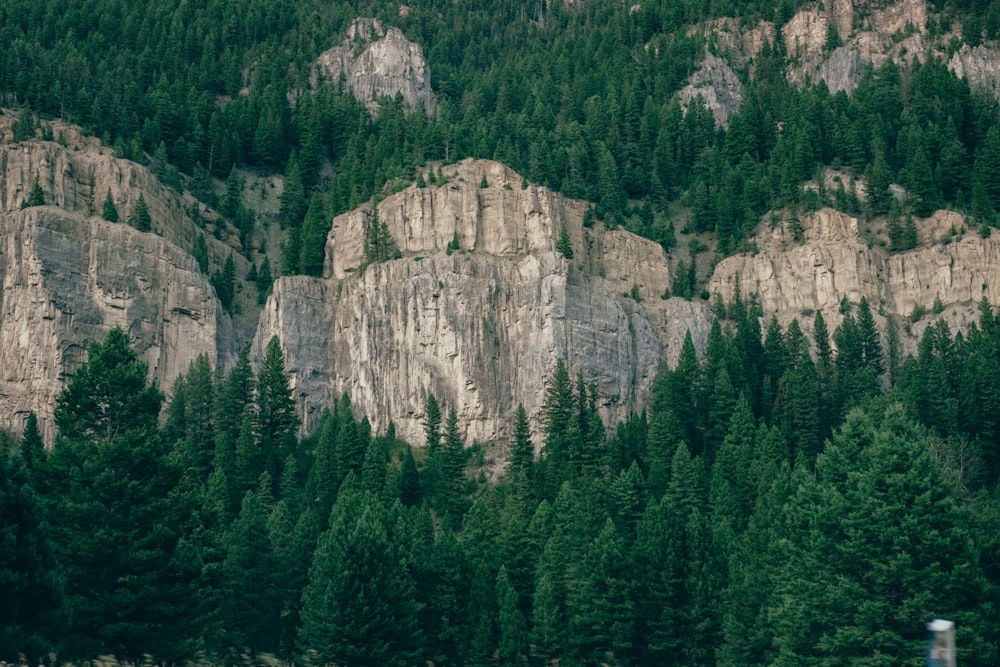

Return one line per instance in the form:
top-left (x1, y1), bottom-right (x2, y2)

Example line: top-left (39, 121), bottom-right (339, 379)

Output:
top-left (298, 193), bottom-right (328, 276)
top-left (220, 484), bottom-right (281, 656)
top-left (220, 166), bottom-right (243, 219)
top-left (19, 412), bottom-right (44, 482)
top-left (438, 408), bottom-right (467, 528)
top-left (192, 233), bottom-right (209, 274)
top-left (102, 189), bottom-right (119, 222)
top-left (256, 256), bottom-right (273, 303)
top-left (540, 360), bottom-right (578, 497)
top-left (257, 336), bottom-right (299, 493)
top-left (298, 496), bottom-right (422, 666)
top-left (22, 175), bottom-right (44, 208)
top-left (495, 565), bottom-right (528, 664)
top-left (0, 436), bottom-right (62, 663)
top-left (770, 404), bottom-right (995, 664)
top-left (508, 403), bottom-right (534, 480)
top-left (556, 227), bottom-right (573, 259)
top-left (210, 252), bottom-right (236, 310)
top-left (128, 194), bottom-right (152, 232)
top-left (279, 152), bottom-right (308, 229)
top-left (45, 329), bottom-right (197, 660)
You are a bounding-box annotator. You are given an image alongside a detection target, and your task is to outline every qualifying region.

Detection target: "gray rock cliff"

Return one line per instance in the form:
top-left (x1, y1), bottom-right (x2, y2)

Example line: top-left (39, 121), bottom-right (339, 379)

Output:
top-left (314, 18), bottom-right (437, 117)
top-left (253, 159), bottom-right (711, 447)
top-left (707, 208), bottom-right (999, 354)
top-left (0, 117), bottom-right (240, 442)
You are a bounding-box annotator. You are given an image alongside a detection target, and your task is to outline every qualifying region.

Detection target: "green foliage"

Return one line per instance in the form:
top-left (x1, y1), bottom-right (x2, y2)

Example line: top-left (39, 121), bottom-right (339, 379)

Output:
top-left (101, 189), bottom-right (118, 222)
top-left (298, 491), bottom-right (422, 666)
top-left (556, 227), bottom-right (573, 259)
top-left (0, 433), bottom-right (62, 662)
top-left (21, 175), bottom-right (44, 209)
top-left (298, 193), bottom-right (328, 276)
top-left (192, 233), bottom-right (209, 274)
top-left (7, 305), bottom-right (1000, 664)
top-left (363, 208), bottom-right (400, 267)
top-left (128, 193), bottom-right (152, 232)
top-left (210, 252), bottom-right (236, 310)
top-left (446, 231), bottom-right (460, 255)
top-left (769, 404), bottom-right (995, 664)
top-left (45, 329), bottom-right (199, 660)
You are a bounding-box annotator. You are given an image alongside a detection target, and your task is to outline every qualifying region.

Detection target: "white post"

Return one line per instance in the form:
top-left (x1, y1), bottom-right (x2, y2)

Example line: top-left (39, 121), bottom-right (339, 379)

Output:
top-left (927, 618), bottom-right (956, 667)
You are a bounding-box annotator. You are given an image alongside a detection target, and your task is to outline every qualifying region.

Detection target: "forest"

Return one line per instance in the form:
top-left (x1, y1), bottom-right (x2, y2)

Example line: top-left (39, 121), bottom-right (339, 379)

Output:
top-left (5, 0), bottom-right (1000, 276)
top-left (3, 292), bottom-right (1000, 665)
top-left (4, 0), bottom-right (1000, 663)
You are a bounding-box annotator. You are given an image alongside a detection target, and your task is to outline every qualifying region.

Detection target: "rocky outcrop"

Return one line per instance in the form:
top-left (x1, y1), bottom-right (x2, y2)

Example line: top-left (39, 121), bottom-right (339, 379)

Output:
top-left (314, 18), bottom-right (437, 117)
top-left (949, 44), bottom-right (1000, 101)
top-left (253, 159), bottom-right (712, 447)
top-left (0, 116), bottom-right (245, 267)
top-left (0, 207), bottom-right (233, 444)
top-left (0, 117), bottom-right (243, 442)
top-left (706, 208), bottom-right (998, 354)
top-left (689, 18), bottom-right (775, 71)
top-left (783, 0), bottom-right (946, 94)
top-left (678, 52), bottom-right (745, 127)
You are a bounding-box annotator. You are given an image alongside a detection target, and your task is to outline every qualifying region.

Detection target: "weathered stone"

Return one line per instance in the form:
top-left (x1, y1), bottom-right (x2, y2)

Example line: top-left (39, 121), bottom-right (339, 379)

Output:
top-left (678, 52), bottom-right (745, 127)
top-left (949, 44), bottom-right (1000, 101)
top-left (314, 17), bottom-right (437, 117)
top-left (0, 116), bottom-right (243, 442)
top-left (706, 208), bottom-right (999, 356)
top-left (0, 207), bottom-right (233, 444)
top-left (254, 159), bottom-right (712, 447)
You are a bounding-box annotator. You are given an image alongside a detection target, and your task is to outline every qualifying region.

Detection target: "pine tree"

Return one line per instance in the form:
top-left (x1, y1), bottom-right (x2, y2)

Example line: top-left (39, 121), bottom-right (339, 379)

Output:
top-left (279, 152), bottom-right (308, 229)
top-left (567, 519), bottom-right (634, 664)
top-left (220, 166), bottom-right (243, 219)
top-left (210, 252), bottom-right (236, 310)
top-left (0, 437), bottom-right (62, 662)
top-left (496, 565), bottom-right (527, 664)
top-left (540, 360), bottom-right (578, 497)
top-left (257, 336), bottom-right (299, 494)
top-left (298, 193), bottom-right (328, 276)
top-left (19, 412), bottom-right (44, 482)
top-left (192, 233), bottom-right (209, 274)
top-left (220, 485), bottom-right (281, 656)
top-left (556, 227), bottom-right (573, 259)
top-left (256, 256), bottom-right (273, 303)
top-left (769, 404), bottom-right (995, 664)
top-left (508, 403), bottom-right (534, 481)
top-left (298, 498), bottom-right (422, 666)
top-left (22, 175), bottom-right (44, 208)
top-left (438, 408), bottom-right (467, 528)
top-left (128, 194), bottom-right (152, 232)
top-left (102, 189), bottom-right (119, 222)
top-left (45, 329), bottom-right (197, 659)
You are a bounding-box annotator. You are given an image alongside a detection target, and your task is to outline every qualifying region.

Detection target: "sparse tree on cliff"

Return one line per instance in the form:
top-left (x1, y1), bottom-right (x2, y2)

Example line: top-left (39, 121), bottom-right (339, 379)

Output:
top-left (102, 189), bottom-right (118, 222)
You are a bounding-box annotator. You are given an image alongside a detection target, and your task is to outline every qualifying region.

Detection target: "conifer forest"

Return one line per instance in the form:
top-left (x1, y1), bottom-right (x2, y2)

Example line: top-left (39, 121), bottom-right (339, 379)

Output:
top-left (3, 0), bottom-right (1000, 664)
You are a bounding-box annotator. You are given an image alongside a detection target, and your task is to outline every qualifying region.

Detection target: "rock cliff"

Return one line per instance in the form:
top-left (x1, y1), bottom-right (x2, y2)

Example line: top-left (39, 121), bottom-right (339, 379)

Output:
top-left (0, 117), bottom-right (240, 442)
top-left (314, 18), bottom-right (437, 116)
top-left (253, 160), bottom-right (712, 446)
top-left (707, 207), bottom-right (998, 353)
top-left (678, 53), bottom-right (745, 127)
top-left (949, 44), bottom-right (1000, 101)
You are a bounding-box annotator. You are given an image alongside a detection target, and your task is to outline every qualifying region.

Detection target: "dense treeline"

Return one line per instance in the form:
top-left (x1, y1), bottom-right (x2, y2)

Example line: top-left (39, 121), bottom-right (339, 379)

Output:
top-left (4, 294), bottom-right (1000, 664)
top-left (5, 0), bottom-right (1000, 271)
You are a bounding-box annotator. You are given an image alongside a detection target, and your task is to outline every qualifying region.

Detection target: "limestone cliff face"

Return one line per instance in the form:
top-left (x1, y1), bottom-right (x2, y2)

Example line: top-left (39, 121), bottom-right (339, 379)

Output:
top-left (253, 159), bottom-right (712, 447)
top-left (0, 207), bottom-right (232, 444)
top-left (678, 53), bottom-right (745, 128)
top-left (0, 119), bottom-right (240, 442)
top-left (706, 208), bottom-right (999, 353)
top-left (314, 18), bottom-right (437, 117)
top-left (783, 0), bottom-right (940, 94)
top-left (949, 44), bottom-right (1000, 101)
